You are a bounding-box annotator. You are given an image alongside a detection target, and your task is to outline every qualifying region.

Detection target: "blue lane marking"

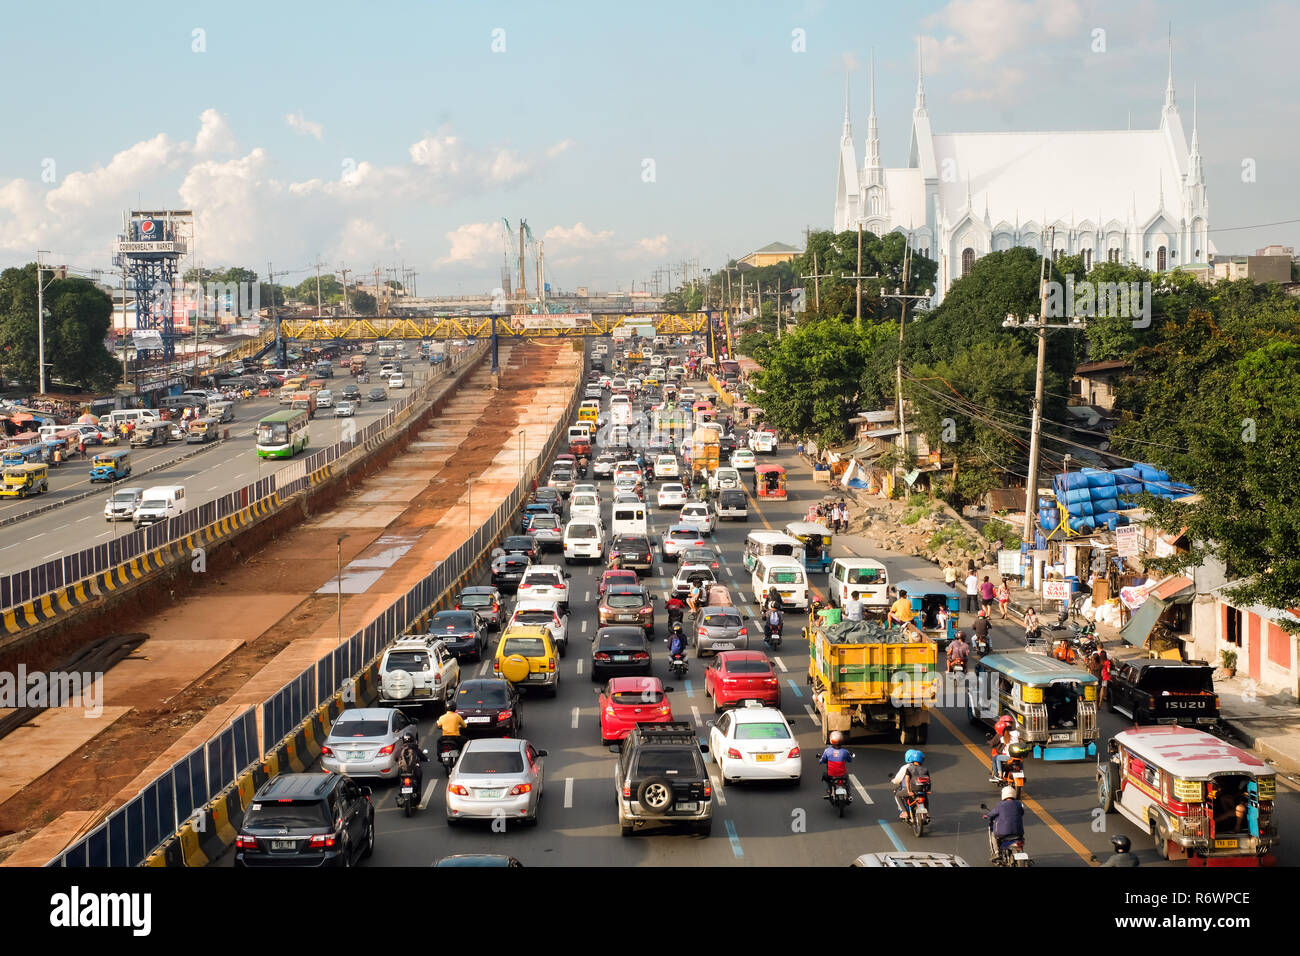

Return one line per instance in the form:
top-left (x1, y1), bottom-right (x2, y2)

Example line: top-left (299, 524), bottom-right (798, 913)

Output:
top-left (716, 550), bottom-right (727, 565)
top-left (876, 819), bottom-right (908, 853)
top-left (724, 819), bottom-right (744, 858)
top-left (684, 679), bottom-right (695, 699)
top-left (786, 679), bottom-right (803, 698)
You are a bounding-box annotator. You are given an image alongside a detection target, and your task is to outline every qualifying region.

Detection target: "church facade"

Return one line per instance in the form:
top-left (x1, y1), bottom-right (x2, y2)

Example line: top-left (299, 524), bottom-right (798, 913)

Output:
top-left (833, 48), bottom-right (1209, 302)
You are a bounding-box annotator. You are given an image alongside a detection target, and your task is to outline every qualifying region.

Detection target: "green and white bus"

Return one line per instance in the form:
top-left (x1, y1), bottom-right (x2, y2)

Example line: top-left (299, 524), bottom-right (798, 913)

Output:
top-left (256, 409), bottom-right (309, 459)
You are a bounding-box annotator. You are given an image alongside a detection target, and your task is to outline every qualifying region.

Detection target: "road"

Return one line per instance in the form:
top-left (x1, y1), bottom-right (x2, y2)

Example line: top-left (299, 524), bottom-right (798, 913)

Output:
top-left (219, 347), bottom-right (1300, 867)
top-left (0, 364), bottom-right (433, 576)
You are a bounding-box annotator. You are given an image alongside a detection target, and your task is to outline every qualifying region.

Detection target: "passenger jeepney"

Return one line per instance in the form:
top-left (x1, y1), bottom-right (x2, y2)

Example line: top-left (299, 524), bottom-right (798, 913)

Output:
top-left (186, 416), bottom-right (221, 443)
top-left (2, 443), bottom-right (49, 467)
top-left (969, 652), bottom-right (1099, 761)
top-left (89, 449), bottom-right (132, 482)
top-left (892, 578), bottom-right (962, 649)
top-left (130, 420), bottom-right (172, 447)
top-left (784, 521), bottom-right (832, 573)
top-left (1098, 725), bottom-right (1279, 866)
top-left (0, 463), bottom-right (50, 498)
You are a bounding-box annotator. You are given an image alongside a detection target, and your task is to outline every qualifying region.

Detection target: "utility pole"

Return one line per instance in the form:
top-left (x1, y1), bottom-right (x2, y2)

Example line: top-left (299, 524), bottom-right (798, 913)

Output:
top-left (339, 266), bottom-right (350, 313)
top-left (35, 250), bottom-right (50, 395)
top-left (314, 260), bottom-right (324, 317)
top-left (856, 224), bottom-right (863, 324)
top-left (801, 251), bottom-right (833, 313)
top-left (879, 240), bottom-right (931, 479)
top-left (120, 257), bottom-right (129, 385)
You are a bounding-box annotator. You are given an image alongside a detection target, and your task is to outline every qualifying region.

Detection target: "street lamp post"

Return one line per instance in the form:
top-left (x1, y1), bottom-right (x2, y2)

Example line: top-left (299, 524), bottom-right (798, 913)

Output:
top-left (879, 274), bottom-right (934, 478)
top-left (518, 427), bottom-right (526, 483)
top-left (336, 533), bottom-right (350, 645)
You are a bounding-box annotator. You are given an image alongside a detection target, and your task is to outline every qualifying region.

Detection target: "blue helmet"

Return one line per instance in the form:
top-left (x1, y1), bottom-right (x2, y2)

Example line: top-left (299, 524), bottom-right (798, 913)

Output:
top-left (905, 749), bottom-right (924, 765)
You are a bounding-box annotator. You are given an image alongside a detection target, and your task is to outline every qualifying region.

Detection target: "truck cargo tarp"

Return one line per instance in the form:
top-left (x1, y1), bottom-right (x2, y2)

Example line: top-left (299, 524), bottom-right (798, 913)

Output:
top-left (816, 621), bottom-right (916, 645)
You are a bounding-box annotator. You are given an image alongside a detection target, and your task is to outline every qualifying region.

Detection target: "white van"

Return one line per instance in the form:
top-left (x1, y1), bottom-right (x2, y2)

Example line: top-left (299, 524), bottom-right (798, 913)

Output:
top-left (133, 484), bottom-right (186, 528)
top-left (105, 409), bottom-right (159, 429)
top-left (751, 555), bottom-right (809, 609)
top-left (828, 557), bottom-right (890, 609)
top-left (741, 531), bottom-right (804, 573)
top-left (610, 501), bottom-right (648, 537)
top-left (562, 519), bottom-right (605, 564)
top-left (569, 491), bottom-right (601, 522)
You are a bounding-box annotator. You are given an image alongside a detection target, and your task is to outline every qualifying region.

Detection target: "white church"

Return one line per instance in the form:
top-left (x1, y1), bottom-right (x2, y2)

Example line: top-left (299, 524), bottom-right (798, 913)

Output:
top-left (833, 45), bottom-right (1210, 302)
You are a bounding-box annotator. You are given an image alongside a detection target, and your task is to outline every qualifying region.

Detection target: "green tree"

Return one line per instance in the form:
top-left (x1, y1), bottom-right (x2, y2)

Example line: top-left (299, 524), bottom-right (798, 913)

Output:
top-left (789, 229), bottom-right (936, 324)
top-left (0, 265), bottom-right (118, 391)
top-left (294, 275), bottom-right (342, 306)
top-left (350, 290), bottom-right (377, 315)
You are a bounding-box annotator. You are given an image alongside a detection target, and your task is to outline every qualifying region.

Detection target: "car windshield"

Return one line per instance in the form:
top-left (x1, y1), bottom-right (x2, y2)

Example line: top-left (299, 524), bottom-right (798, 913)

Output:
top-left (246, 800), bottom-right (331, 829)
top-left (458, 752), bottom-right (524, 774)
top-left (502, 638), bottom-right (547, 657)
top-left (531, 517), bottom-right (560, 531)
top-left (111, 492), bottom-right (137, 502)
top-left (385, 651), bottom-right (428, 670)
top-left (1141, 668), bottom-right (1215, 693)
top-left (611, 690), bottom-right (664, 705)
top-left (734, 722), bottom-right (790, 740)
top-left (572, 496), bottom-right (597, 508)
top-left (140, 499), bottom-right (166, 510)
top-left (848, 568), bottom-right (882, 584)
top-left (459, 594), bottom-right (493, 607)
top-left (433, 612), bottom-right (475, 628)
top-left (333, 718), bottom-right (390, 738)
top-left (526, 572), bottom-right (561, 586)
top-left (702, 612), bottom-right (741, 628)
top-left (772, 570), bottom-right (804, 585)
top-left (636, 751), bottom-right (700, 775)
top-left (726, 660), bottom-right (772, 675)
top-left (504, 538), bottom-right (533, 549)
top-left (459, 685), bottom-right (510, 706)
top-left (514, 611), bottom-right (555, 626)
top-left (607, 592), bottom-right (646, 608)
top-left (670, 529), bottom-right (699, 541)
top-left (498, 558), bottom-right (527, 570)
top-left (662, 485), bottom-right (683, 494)
top-left (567, 525), bottom-right (597, 539)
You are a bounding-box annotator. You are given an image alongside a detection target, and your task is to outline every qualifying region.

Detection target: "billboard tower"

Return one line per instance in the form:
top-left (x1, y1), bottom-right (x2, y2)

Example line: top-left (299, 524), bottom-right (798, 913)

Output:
top-left (112, 210), bottom-right (193, 360)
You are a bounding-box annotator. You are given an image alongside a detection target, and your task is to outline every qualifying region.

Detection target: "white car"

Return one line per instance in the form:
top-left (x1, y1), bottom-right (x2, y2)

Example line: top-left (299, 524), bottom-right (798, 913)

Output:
top-left (334, 401), bottom-right (356, 417)
top-left (709, 703), bottom-right (802, 784)
top-left (709, 467), bottom-right (743, 492)
top-left (599, 375), bottom-right (612, 388)
top-left (517, 564), bottom-right (571, 612)
top-left (662, 524), bottom-right (708, 561)
top-left (613, 473), bottom-right (643, 498)
top-left (445, 738), bottom-right (545, 825)
top-left (671, 563), bottom-right (718, 599)
top-left (593, 454), bottom-right (618, 478)
top-left (751, 430), bottom-right (776, 453)
top-left (655, 454), bottom-right (680, 478)
top-left (656, 483), bottom-right (688, 509)
top-left (572, 483), bottom-right (600, 498)
top-left (562, 518), bottom-right (606, 563)
top-left (730, 449), bottom-right (756, 470)
top-left (614, 461), bottom-right (642, 481)
top-left (508, 599), bottom-right (570, 656)
top-left (627, 377), bottom-right (642, 391)
top-left (378, 638), bottom-right (460, 710)
top-left (679, 501), bottom-right (717, 535)
top-left (569, 491), bottom-right (601, 522)
top-left (389, 373), bottom-right (405, 389)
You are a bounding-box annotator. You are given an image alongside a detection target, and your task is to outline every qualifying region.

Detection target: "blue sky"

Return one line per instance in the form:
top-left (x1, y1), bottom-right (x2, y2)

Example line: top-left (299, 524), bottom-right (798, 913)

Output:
top-left (0, 0), bottom-right (1294, 294)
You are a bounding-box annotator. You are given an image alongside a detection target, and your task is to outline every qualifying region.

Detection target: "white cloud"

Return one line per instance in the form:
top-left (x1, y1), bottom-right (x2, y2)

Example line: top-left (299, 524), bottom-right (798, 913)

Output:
top-left (545, 139), bottom-right (574, 159)
top-left (284, 111), bottom-right (324, 141)
top-left (543, 222), bottom-right (614, 248)
top-left (616, 234), bottom-right (669, 260)
top-left (438, 222), bottom-right (501, 265)
top-left (329, 218), bottom-right (401, 264)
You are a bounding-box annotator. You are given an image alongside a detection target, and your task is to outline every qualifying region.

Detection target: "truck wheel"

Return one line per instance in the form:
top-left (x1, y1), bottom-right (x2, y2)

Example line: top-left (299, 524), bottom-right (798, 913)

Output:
top-left (1151, 818), bottom-right (1171, 860)
top-left (1097, 763), bottom-right (1119, 813)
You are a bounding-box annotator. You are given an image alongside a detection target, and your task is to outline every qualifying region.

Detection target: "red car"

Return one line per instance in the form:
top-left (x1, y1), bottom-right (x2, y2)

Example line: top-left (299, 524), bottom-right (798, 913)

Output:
top-left (705, 651), bottom-right (781, 712)
top-left (598, 568), bottom-right (638, 597)
top-left (598, 676), bottom-right (673, 744)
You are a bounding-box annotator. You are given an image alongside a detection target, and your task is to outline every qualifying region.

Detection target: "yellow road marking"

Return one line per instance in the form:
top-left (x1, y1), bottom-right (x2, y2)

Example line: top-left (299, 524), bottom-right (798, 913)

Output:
top-left (930, 707), bottom-right (1096, 865)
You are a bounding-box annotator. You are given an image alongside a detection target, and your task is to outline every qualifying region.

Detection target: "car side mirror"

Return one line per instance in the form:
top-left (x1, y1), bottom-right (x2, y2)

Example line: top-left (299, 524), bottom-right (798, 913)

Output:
top-left (564, 572), bottom-right (572, 579)
top-left (535, 749), bottom-right (548, 758)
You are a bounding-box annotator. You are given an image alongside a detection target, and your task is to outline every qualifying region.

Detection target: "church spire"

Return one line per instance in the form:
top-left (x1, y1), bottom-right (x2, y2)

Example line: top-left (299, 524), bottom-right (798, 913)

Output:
top-left (842, 70), bottom-right (852, 141)
top-left (914, 37), bottom-right (928, 115)
top-left (865, 49), bottom-right (882, 182)
top-left (1164, 25), bottom-right (1176, 111)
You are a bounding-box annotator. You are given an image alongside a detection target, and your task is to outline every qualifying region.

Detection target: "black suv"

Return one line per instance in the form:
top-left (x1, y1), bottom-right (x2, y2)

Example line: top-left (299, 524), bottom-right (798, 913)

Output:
top-left (1107, 659), bottom-right (1220, 728)
top-left (612, 722), bottom-right (712, 836)
top-left (235, 773), bottom-right (374, 867)
top-left (609, 534), bottom-right (653, 575)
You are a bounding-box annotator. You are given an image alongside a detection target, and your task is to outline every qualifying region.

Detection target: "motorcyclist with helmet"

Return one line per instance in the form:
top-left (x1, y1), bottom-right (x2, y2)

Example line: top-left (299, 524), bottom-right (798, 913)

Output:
top-left (395, 728), bottom-right (428, 800)
top-left (819, 731), bottom-right (854, 795)
top-left (990, 715), bottom-right (1019, 782)
top-left (435, 701), bottom-right (467, 768)
top-left (987, 786), bottom-right (1026, 862)
top-left (946, 630), bottom-right (971, 672)
top-left (668, 620), bottom-right (688, 663)
top-left (1101, 834), bottom-right (1140, 867)
top-left (891, 749), bottom-right (930, 820)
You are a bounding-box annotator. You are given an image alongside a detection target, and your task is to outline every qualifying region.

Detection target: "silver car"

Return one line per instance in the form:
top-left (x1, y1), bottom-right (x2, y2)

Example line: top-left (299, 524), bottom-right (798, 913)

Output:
top-left (446, 737), bottom-right (546, 827)
top-left (321, 707), bottom-right (419, 780)
top-left (692, 605), bottom-right (748, 657)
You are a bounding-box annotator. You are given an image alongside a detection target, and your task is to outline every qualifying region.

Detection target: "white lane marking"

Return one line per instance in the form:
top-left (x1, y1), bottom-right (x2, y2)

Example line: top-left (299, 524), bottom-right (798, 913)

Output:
top-left (476, 660), bottom-right (490, 677)
top-left (849, 773), bottom-right (874, 804)
top-left (803, 704), bottom-right (820, 726)
top-left (773, 656), bottom-right (787, 673)
top-left (570, 706), bottom-right (581, 729)
top-left (725, 566), bottom-right (734, 578)
top-left (94, 532), bottom-right (110, 539)
top-left (75, 514), bottom-right (93, 523)
top-left (418, 776), bottom-right (439, 809)
top-left (576, 658), bottom-right (584, 675)
top-left (564, 777), bottom-right (574, 809)
top-left (585, 591), bottom-right (591, 602)
top-left (42, 552), bottom-right (61, 560)
top-left (691, 705), bottom-right (702, 727)
top-left (710, 769), bottom-right (728, 806)
top-left (26, 533), bottom-right (44, 540)
top-left (206, 484), bottom-right (220, 491)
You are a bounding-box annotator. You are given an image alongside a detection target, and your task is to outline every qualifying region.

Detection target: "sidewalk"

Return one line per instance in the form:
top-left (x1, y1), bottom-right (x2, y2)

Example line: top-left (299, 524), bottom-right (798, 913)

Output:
top-left (782, 446), bottom-right (1300, 780)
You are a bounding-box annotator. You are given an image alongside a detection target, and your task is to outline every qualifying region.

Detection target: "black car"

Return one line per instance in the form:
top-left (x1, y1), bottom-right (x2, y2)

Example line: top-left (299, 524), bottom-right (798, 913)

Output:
top-left (612, 722), bottom-right (712, 837)
top-left (491, 553), bottom-right (531, 592)
top-left (234, 773), bottom-right (374, 868)
top-left (499, 535), bottom-right (538, 559)
top-left (591, 626), bottom-right (653, 682)
top-left (368, 387), bottom-right (387, 401)
top-left (342, 384), bottom-right (361, 400)
top-left (609, 534), bottom-right (653, 575)
top-left (456, 679), bottom-right (522, 737)
top-left (429, 610), bottom-right (485, 661)
top-left (1107, 660), bottom-right (1220, 728)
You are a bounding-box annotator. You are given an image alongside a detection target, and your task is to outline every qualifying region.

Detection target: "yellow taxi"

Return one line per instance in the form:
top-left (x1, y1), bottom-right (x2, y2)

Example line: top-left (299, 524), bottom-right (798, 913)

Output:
top-left (493, 625), bottom-right (559, 698)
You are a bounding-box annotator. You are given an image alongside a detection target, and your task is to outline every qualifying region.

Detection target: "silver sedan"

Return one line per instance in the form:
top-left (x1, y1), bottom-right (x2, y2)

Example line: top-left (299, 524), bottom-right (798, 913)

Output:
top-left (446, 738), bottom-right (547, 827)
top-left (321, 708), bottom-right (419, 780)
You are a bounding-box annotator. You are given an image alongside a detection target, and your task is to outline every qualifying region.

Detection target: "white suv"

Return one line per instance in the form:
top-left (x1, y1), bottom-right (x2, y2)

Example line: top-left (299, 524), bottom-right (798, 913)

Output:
top-left (563, 519), bottom-right (606, 564)
top-left (517, 564), bottom-right (572, 615)
top-left (378, 637), bottom-right (460, 711)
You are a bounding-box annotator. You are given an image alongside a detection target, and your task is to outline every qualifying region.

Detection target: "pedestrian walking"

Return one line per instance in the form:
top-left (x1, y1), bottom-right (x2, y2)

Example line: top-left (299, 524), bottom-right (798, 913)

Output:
top-left (943, 561), bottom-right (957, 587)
top-left (996, 579), bottom-right (1010, 619)
top-left (980, 575), bottom-right (996, 613)
top-left (796, 439), bottom-right (805, 459)
top-left (1100, 654), bottom-right (1112, 704)
top-left (964, 570), bottom-right (980, 613)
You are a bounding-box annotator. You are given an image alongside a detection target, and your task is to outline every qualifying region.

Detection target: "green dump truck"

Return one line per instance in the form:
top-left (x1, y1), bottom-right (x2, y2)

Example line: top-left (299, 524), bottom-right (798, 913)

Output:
top-left (806, 614), bottom-right (938, 745)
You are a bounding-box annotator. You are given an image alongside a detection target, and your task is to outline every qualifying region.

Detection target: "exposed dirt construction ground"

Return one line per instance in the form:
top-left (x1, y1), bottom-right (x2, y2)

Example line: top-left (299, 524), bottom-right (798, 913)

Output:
top-left (0, 341), bottom-right (581, 863)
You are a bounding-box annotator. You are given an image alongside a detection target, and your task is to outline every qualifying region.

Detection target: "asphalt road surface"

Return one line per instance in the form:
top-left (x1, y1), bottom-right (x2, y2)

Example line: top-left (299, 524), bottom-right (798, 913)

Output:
top-left (217, 347), bottom-right (1300, 867)
top-left (0, 365), bottom-right (431, 576)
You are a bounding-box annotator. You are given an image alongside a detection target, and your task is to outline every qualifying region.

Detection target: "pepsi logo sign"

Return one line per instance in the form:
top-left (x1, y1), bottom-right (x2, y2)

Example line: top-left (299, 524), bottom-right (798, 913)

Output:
top-left (139, 219), bottom-right (157, 236)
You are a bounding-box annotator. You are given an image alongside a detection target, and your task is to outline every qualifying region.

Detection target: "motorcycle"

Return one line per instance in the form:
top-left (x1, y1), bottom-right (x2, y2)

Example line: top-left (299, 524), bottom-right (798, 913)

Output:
top-left (825, 774), bottom-right (852, 817)
top-left (397, 750), bottom-right (429, 816)
top-left (982, 805), bottom-right (1032, 866)
top-left (988, 739), bottom-right (1030, 796)
top-left (763, 613), bottom-right (784, 650)
top-left (668, 635), bottom-right (689, 677)
top-left (436, 737), bottom-right (462, 778)
top-left (972, 630), bottom-right (990, 656)
top-left (896, 775), bottom-right (932, 837)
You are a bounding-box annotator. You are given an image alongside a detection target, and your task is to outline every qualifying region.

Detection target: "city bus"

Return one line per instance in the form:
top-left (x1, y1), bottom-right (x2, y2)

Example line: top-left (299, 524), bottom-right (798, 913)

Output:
top-left (256, 409), bottom-right (310, 459)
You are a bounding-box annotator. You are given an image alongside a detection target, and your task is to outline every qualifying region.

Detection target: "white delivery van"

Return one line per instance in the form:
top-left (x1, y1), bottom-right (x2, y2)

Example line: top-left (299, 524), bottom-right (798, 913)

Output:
top-left (828, 557), bottom-right (890, 609)
top-left (569, 491), bottom-right (601, 522)
top-left (562, 519), bottom-right (605, 564)
top-left (568, 425), bottom-right (592, 446)
top-left (133, 484), bottom-right (186, 528)
top-left (105, 409), bottom-right (160, 429)
top-left (751, 555), bottom-right (809, 609)
top-left (610, 501), bottom-right (648, 536)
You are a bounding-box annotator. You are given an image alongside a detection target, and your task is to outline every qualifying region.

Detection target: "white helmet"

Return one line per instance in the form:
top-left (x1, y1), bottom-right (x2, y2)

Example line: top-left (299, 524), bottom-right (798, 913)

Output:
top-left (829, 731), bottom-right (845, 746)
top-left (1001, 786), bottom-right (1018, 800)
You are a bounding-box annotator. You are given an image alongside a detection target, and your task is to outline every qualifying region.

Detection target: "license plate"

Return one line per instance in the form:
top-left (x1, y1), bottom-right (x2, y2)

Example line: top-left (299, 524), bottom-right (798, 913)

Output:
top-left (1012, 773), bottom-right (1024, 783)
top-left (413, 688), bottom-right (431, 697)
top-left (349, 752), bottom-right (367, 760)
top-left (1050, 733), bottom-right (1071, 741)
top-left (779, 591), bottom-right (793, 598)
top-left (400, 787), bottom-right (414, 795)
top-left (712, 642), bottom-right (734, 651)
top-left (677, 802), bottom-right (699, 812)
top-left (617, 615), bottom-right (638, 622)
top-left (613, 655), bottom-right (630, 662)
top-left (271, 839), bottom-right (295, 850)
top-left (529, 672), bottom-right (548, 681)
top-left (466, 716), bottom-right (490, 724)
top-left (478, 789), bottom-right (503, 799)
top-left (1214, 838), bottom-right (1239, 849)
top-left (755, 753), bottom-right (775, 762)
